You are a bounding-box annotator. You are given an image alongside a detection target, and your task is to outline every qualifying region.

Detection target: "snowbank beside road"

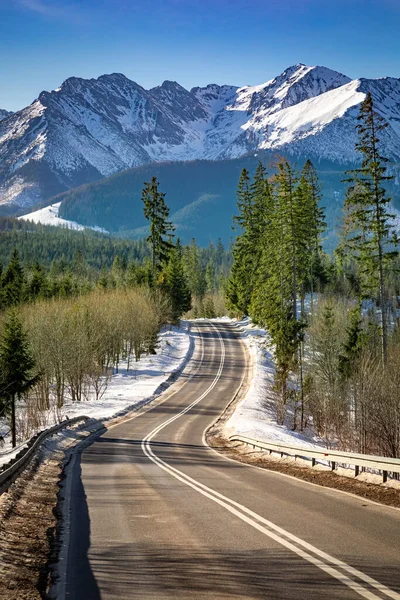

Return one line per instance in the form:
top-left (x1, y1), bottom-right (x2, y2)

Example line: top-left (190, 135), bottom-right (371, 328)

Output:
top-left (221, 318), bottom-right (400, 489)
top-left (0, 322), bottom-right (191, 468)
top-left (224, 317), bottom-right (324, 449)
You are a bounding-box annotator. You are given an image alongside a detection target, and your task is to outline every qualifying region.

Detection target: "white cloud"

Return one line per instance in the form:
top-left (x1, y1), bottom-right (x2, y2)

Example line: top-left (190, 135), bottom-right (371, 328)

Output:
top-left (16, 0), bottom-right (86, 22)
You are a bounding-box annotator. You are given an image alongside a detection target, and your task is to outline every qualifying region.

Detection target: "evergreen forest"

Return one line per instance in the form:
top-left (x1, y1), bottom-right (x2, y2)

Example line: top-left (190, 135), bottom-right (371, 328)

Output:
top-left (227, 92), bottom-right (400, 458)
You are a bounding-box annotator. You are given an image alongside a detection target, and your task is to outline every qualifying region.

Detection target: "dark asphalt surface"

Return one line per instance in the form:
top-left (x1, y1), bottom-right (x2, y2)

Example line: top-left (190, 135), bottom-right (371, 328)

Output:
top-left (64, 321), bottom-right (400, 599)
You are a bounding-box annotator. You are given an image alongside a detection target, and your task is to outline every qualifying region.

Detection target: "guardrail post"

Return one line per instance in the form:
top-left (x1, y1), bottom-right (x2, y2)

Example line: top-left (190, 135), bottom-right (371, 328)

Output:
top-left (383, 470), bottom-right (388, 483)
top-left (331, 461), bottom-right (336, 471)
top-left (355, 465), bottom-right (359, 477)
top-left (312, 458), bottom-right (316, 467)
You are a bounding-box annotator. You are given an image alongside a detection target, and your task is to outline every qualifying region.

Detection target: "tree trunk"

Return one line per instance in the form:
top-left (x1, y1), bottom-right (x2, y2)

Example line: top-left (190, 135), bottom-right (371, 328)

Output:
top-left (378, 255), bottom-right (388, 365)
top-left (299, 342), bottom-right (305, 431)
top-left (370, 109), bottom-right (388, 365)
top-left (11, 394), bottom-right (16, 448)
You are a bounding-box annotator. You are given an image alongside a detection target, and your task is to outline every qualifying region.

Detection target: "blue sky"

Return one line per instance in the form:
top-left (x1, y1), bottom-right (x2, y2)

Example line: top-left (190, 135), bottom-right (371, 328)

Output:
top-left (0, 0), bottom-right (399, 111)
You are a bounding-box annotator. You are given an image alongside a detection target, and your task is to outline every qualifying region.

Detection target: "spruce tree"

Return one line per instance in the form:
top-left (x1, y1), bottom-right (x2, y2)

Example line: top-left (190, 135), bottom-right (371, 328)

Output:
top-left (205, 260), bottom-right (216, 294)
top-left (28, 263), bottom-right (48, 301)
top-left (142, 177), bottom-right (175, 282)
top-left (182, 239), bottom-right (206, 300)
top-left (165, 241), bottom-right (191, 321)
top-left (298, 160), bottom-right (326, 311)
top-left (2, 248), bottom-right (24, 307)
top-left (97, 269), bottom-right (109, 289)
top-left (249, 159), bottom-right (322, 426)
top-left (227, 164), bottom-right (272, 315)
top-left (342, 92), bottom-right (398, 363)
top-left (232, 168), bottom-right (252, 230)
top-left (215, 238), bottom-right (225, 266)
top-left (0, 309), bottom-right (39, 447)
top-left (126, 261), bottom-right (137, 288)
top-left (338, 304), bottom-right (366, 381)
top-left (270, 159), bottom-right (309, 321)
top-left (227, 169), bottom-right (252, 314)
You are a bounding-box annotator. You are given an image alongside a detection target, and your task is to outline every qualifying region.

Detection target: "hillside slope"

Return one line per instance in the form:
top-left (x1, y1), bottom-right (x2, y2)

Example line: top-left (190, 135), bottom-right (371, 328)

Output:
top-left (31, 155), bottom-right (350, 248)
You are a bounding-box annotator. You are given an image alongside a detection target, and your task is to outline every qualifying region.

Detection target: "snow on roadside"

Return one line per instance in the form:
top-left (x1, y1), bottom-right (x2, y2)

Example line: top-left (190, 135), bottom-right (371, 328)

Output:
top-left (220, 317), bottom-right (400, 488)
top-left (60, 321), bottom-right (191, 423)
top-left (223, 317), bottom-right (324, 449)
top-left (0, 440), bottom-right (30, 469)
top-left (0, 321), bottom-right (191, 469)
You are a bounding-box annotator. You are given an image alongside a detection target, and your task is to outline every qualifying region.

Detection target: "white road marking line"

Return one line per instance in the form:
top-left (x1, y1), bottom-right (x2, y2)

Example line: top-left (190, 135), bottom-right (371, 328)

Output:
top-left (142, 322), bottom-right (400, 600)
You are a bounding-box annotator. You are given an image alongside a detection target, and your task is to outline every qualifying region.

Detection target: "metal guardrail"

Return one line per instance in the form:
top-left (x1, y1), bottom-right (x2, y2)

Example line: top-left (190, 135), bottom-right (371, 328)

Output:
top-left (229, 435), bottom-right (400, 483)
top-left (0, 415), bottom-right (88, 494)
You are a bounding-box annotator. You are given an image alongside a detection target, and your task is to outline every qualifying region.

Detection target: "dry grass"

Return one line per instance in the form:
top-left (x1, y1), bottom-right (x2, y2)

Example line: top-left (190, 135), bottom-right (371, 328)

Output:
top-left (0, 451), bottom-right (62, 599)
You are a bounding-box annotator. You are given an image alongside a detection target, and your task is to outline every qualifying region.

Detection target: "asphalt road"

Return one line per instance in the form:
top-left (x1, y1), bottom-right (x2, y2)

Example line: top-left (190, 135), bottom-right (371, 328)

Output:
top-left (64, 321), bottom-right (400, 600)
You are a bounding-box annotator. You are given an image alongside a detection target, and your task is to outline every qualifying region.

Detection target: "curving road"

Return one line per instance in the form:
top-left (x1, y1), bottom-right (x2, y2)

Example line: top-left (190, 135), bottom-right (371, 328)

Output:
top-left (63, 321), bottom-right (400, 599)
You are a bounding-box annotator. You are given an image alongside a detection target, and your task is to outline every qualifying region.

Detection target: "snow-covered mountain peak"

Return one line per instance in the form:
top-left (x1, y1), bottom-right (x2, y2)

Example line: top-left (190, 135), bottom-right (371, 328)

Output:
top-left (149, 80), bottom-right (208, 125)
top-left (54, 75), bottom-right (89, 94)
top-left (240, 63), bottom-right (351, 114)
top-left (98, 72), bottom-right (131, 83)
top-left (218, 64), bottom-right (349, 128)
top-left (151, 80), bottom-right (197, 103)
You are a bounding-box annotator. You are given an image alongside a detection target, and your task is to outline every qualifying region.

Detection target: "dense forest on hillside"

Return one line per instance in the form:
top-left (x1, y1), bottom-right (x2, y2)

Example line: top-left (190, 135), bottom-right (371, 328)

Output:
top-left (0, 218), bottom-right (151, 268)
top-left (44, 154), bottom-right (366, 249)
top-left (0, 219), bottom-right (231, 312)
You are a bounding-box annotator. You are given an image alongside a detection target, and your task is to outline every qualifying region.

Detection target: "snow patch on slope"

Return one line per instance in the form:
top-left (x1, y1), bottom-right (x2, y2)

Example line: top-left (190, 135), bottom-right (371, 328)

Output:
top-left (18, 202), bottom-right (108, 233)
top-left (256, 79), bottom-right (366, 149)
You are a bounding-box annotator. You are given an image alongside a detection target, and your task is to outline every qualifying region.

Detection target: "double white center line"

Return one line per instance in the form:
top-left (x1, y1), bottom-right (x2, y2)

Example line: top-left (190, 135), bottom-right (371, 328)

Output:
top-left (142, 323), bottom-right (400, 600)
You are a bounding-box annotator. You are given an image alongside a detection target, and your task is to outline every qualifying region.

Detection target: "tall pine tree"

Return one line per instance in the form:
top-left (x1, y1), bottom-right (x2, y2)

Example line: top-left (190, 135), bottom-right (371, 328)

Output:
top-left (342, 92), bottom-right (398, 363)
top-left (2, 248), bottom-right (24, 308)
top-left (298, 160), bottom-right (326, 312)
top-left (165, 241), bottom-right (191, 321)
top-left (227, 164), bottom-right (272, 315)
top-left (142, 177), bottom-right (175, 283)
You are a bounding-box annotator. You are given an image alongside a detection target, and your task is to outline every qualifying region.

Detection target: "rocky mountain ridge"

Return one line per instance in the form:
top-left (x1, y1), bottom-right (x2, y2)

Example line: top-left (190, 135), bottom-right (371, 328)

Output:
top-left (2, 63), bottom-right (400, 212)
top-left (0, 109), bottom-right (13, 121)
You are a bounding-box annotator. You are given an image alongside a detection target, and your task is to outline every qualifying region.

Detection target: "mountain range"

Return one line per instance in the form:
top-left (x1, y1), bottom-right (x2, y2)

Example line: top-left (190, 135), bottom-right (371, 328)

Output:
top-left (2, 63), bottom-right (400, 230)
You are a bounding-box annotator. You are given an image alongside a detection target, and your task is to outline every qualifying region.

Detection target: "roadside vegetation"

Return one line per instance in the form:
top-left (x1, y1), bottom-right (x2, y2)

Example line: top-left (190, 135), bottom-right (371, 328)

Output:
top-left (0, 185), bottom-right (230, 447)
top-left (227, 92), bottom-right (400, 458)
